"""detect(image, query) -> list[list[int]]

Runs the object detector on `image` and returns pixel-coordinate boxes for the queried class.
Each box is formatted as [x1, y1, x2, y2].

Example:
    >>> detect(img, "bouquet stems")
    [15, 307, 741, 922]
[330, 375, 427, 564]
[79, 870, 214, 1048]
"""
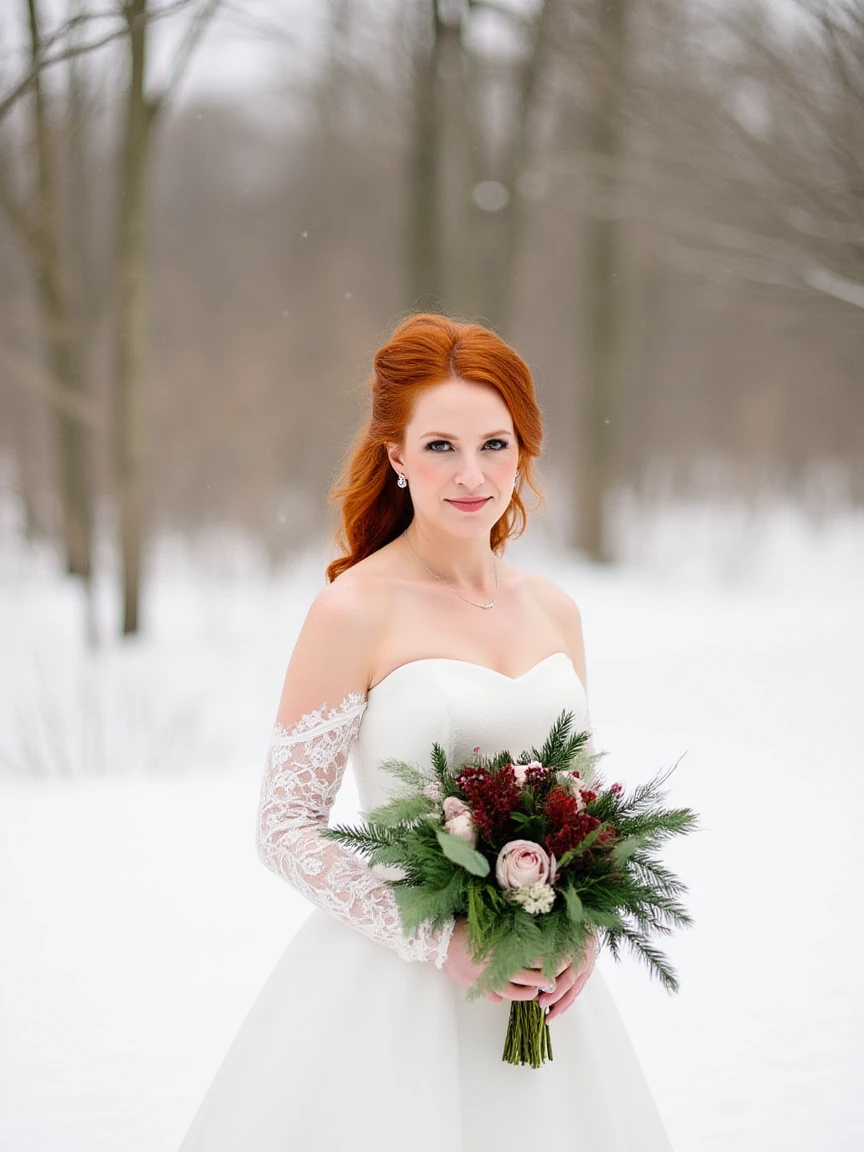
[503, 999, 553, 1068]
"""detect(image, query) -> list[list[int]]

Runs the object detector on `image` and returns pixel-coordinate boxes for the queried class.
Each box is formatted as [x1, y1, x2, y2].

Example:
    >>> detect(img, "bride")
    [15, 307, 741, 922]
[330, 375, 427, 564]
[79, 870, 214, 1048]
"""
[178, 313, 673, 1150]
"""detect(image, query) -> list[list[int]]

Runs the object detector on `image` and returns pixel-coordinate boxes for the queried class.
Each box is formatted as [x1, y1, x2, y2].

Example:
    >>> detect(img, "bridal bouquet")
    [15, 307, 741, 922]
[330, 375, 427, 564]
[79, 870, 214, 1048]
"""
[320, 710, 698, 1068]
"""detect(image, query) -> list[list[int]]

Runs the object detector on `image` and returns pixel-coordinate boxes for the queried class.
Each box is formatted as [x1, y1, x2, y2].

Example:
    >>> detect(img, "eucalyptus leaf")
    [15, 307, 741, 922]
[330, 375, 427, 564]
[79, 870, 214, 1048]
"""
[563, 885, 584, 924]
[611, 836, 644, 864]
[435, 829, 490, 877]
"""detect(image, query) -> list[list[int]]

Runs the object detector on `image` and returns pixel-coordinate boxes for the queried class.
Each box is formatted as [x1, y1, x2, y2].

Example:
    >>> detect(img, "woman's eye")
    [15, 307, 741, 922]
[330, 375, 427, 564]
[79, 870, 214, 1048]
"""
[424, 439, 509, 452]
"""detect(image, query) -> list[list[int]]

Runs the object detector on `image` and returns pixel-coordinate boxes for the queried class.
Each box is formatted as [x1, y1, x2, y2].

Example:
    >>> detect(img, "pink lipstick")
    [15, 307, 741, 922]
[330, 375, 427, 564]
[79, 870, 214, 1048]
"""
[446, 498, 491, 512]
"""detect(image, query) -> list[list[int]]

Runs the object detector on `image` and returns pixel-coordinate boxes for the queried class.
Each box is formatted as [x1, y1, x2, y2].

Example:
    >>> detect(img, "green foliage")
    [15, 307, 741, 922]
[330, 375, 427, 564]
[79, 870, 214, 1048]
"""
[606, 923, 681, 993]
[393, 881, 461, 935]
[529, 709, 591, 768]
[320, 822, 404, 855]
[365, 792, 437, 827]
[465, 908, 546, 1001]
[610, 836, 644, 864]
[435, 828, 490, 876]
[562, 883, 584, 924]
[376, 756, 431, 790]
[430, 743, 450, 788]
[489, 750, 514, 769]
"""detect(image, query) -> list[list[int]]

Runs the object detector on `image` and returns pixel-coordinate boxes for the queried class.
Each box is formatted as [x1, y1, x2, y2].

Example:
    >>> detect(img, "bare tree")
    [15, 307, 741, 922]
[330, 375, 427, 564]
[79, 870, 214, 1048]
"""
[0, 2, 95, 613]
[578, 0, 628, 562]
[407, 0, 446, 310]
[0, 0, 221, 637]
[114, 0, 220, 634]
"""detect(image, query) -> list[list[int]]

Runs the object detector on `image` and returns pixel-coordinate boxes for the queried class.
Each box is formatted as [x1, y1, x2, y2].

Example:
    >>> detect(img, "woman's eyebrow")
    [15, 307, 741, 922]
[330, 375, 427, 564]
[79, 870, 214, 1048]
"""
[420, 429, 512, 439]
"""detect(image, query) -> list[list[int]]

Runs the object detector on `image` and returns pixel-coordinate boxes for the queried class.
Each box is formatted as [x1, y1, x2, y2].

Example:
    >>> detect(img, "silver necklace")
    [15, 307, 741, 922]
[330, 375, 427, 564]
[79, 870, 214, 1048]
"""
[402, 529, 499, 609]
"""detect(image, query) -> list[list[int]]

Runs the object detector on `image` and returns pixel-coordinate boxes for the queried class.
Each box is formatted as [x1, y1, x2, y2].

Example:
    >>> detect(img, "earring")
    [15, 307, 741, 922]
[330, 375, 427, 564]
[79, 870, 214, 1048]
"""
[397, 473, 408, 488]
[513, 471, 520, 487]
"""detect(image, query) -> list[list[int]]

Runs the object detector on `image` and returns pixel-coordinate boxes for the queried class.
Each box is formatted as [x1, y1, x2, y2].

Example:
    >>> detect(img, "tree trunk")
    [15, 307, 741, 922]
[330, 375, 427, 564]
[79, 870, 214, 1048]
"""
[577, 0, 627, 561]
[475, 0, 555, 337]
[407, 0, 444, 309]
[26, 0, 93, 585]
[115, 0, 153, 635]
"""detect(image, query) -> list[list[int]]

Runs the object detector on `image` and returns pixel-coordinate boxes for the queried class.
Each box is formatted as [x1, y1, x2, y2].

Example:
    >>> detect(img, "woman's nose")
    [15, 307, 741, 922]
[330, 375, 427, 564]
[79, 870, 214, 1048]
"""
[454, 456, 485, 487]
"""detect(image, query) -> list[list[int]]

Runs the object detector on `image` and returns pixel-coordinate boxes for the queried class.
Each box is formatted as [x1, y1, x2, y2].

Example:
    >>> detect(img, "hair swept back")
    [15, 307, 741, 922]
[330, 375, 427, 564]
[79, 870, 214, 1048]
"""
[325, 312, 545, 583]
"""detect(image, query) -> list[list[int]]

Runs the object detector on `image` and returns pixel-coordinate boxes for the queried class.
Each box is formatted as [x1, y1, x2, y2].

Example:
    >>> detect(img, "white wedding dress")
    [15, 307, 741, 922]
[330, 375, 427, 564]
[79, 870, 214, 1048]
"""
[178, 651, 673, 1151]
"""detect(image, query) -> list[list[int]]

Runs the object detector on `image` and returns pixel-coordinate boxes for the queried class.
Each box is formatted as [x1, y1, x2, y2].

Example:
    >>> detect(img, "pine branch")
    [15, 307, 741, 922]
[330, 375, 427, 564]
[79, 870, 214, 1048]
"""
[431, 743, 450, 785]
[616, 806, 699, 843]
[532, 709, 576, 765]
[319, 822, 406, 854]
[377, 757, 431, 790]
[630, 853, 689, 899]
[365, 793, 437, 826]
[616, 924, 681, 993]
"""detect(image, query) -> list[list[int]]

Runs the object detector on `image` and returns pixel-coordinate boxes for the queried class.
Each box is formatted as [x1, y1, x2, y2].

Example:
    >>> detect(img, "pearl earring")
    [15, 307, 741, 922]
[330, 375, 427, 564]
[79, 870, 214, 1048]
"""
[397, 473, 408, 488]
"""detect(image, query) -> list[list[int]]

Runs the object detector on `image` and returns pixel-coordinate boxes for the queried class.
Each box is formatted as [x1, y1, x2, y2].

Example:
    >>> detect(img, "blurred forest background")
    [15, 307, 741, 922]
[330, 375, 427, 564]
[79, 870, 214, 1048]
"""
[1, 0, 862, 637]
[2, 11, 862, 1145]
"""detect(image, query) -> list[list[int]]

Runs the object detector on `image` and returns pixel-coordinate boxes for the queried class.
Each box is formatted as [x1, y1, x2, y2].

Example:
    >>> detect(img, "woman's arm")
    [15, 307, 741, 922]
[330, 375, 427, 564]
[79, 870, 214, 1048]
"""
[256, 579, 456, 967]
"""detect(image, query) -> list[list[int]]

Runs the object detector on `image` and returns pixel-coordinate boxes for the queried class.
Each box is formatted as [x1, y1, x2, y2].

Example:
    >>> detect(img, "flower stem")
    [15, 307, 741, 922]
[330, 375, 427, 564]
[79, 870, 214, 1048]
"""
[502, 999, 554, 1068]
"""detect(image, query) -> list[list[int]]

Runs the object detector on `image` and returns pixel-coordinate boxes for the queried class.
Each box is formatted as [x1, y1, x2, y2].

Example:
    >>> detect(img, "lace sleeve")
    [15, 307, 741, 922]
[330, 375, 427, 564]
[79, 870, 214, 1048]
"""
[256, 692, 456, 968]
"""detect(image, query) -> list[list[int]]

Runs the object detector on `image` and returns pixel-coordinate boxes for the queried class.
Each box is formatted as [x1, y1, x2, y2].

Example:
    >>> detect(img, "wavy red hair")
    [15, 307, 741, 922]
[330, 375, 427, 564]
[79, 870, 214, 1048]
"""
[325, 312, 545, 582]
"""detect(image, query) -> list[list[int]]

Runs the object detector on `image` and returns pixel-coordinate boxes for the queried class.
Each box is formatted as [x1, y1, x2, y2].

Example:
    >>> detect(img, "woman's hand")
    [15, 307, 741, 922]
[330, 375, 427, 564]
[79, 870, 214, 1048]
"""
[442, 918, 596, 1010]
[532, 933, 598, 1023]
[443, 917, 557, 1003]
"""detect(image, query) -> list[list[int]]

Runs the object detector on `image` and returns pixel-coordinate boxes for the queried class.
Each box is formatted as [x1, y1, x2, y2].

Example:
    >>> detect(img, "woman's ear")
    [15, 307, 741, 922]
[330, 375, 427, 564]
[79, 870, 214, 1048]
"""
[385, 443, 405, 474]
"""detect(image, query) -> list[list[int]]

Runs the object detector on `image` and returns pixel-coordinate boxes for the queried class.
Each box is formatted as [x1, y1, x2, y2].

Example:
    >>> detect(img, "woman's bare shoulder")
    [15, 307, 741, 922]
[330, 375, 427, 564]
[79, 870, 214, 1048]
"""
[273, 558, 392, 721]
[510, 566, 586, 660]
[508, 565, 582, 617]
[315, 545, 402, 622]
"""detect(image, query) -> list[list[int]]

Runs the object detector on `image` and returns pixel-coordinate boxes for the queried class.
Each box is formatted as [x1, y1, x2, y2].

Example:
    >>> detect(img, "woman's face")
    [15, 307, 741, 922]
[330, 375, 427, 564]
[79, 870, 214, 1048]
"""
[387, 378, 519, 535]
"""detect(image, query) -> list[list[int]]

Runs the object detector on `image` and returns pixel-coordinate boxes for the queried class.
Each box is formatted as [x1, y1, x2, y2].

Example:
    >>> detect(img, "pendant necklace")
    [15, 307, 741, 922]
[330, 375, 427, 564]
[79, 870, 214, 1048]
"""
[402, 529, 499, 610]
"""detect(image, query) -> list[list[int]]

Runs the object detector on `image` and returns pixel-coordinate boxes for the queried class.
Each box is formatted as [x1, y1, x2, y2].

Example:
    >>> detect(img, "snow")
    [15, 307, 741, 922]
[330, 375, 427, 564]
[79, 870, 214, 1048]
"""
[1, 496, 862, 1151]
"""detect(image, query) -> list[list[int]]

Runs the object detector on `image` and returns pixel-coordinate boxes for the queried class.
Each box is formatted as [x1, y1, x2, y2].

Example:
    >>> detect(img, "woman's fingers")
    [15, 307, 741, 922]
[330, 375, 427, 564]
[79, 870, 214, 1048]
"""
[545, 958, 595, 1022]
[538, 965, 575, 1009]
[498, 940, 599, 1005]
[509, 966, 553, 988]
[545, 986, 576, 1023]
[504, 980, 547, 1001]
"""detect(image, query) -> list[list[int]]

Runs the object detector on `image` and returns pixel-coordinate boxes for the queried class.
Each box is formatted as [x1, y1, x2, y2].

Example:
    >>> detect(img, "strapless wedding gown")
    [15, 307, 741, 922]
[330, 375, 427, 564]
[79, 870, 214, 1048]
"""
[178, 652, 673, 1151]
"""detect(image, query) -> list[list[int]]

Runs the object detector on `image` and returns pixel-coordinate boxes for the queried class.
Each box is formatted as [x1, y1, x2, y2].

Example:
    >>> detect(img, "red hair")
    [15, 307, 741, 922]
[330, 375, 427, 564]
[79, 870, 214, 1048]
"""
[325, 313, 545, 582]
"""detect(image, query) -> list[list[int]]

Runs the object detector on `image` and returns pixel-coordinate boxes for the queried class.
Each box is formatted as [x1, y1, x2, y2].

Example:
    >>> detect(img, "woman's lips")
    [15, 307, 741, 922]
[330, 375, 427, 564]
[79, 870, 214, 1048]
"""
[446, 497, 491, 511]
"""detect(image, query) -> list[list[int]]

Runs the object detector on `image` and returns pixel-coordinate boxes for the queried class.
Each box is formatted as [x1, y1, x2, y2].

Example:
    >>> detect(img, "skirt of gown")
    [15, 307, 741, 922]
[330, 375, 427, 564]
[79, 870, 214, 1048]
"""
[178, 908, 673, 1151]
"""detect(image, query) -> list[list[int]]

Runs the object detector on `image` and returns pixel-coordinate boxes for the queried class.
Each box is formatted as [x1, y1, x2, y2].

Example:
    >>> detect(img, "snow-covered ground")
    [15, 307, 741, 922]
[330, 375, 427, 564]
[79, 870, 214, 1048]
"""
[1, 495, 862, 1151]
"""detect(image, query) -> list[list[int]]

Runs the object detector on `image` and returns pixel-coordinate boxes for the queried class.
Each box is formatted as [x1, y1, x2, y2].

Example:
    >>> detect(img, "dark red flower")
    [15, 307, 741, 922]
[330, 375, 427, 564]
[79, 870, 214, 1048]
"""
[597, 823, 618, 846]
[543, 786, 601, 859]
[455, 763, 522, 841]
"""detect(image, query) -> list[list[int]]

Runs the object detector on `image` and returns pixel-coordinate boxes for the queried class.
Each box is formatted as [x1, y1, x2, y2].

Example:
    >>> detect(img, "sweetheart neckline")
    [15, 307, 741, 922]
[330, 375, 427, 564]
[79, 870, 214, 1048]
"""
[367, 651, 584, 697]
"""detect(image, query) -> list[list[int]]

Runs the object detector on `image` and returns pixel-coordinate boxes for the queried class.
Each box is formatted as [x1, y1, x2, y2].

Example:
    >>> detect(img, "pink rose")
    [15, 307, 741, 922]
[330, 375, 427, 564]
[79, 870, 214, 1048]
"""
[445, 812, 478, 847]
[443, 796, 472, 821]
[496, 840, 553, 890]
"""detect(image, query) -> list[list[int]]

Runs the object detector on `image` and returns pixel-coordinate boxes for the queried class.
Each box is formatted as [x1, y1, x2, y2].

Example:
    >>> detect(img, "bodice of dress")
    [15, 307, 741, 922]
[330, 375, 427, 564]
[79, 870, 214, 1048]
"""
[256, 651, 591, 970]
[353, 652, 590, 811]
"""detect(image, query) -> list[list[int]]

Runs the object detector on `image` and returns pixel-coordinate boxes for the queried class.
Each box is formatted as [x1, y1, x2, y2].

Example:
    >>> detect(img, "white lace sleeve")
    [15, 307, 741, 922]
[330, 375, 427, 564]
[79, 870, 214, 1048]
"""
[256, 691, 456, 969]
